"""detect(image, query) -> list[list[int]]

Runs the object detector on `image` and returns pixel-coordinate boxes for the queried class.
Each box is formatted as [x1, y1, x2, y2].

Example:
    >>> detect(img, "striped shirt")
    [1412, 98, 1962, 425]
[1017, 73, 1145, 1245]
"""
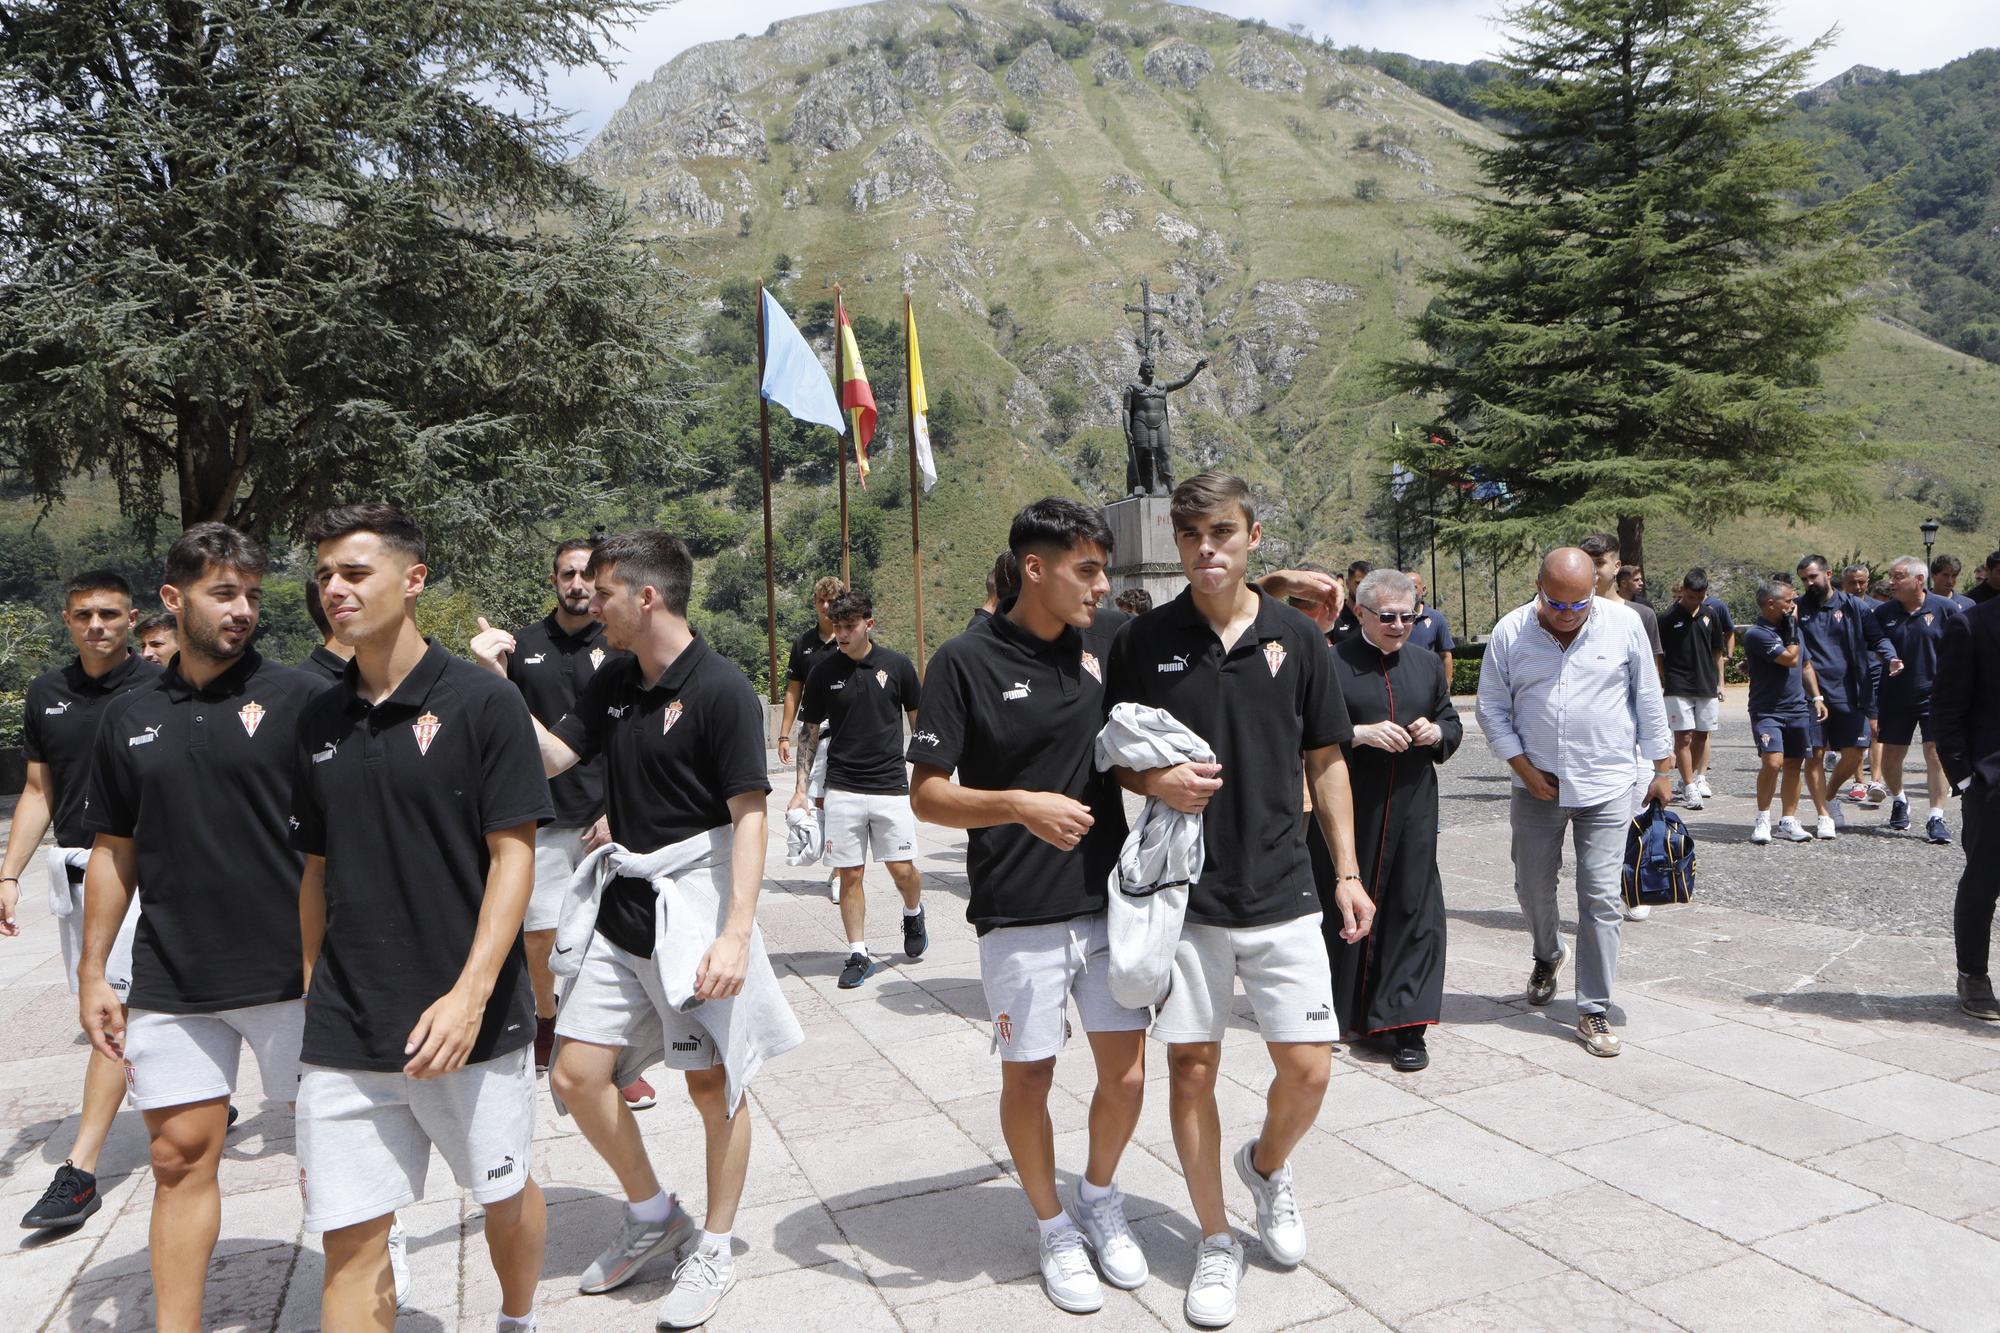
[1476, 597, 1673, 808]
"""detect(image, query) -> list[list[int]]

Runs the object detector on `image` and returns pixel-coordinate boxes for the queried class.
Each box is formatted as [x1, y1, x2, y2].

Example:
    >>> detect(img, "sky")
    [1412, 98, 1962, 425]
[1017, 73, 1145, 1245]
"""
[533, 0, 2000, 144]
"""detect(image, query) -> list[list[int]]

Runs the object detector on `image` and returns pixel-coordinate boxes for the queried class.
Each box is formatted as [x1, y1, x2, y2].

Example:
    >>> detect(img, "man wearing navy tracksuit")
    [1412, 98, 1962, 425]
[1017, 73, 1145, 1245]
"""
[1866, 555, 1963, 843]
[1796, 556, 1892, 832]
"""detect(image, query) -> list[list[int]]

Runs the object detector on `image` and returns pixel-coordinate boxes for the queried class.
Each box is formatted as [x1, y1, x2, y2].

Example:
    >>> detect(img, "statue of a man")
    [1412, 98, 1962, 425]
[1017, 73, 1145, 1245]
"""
[1123, 355, 1207, 497]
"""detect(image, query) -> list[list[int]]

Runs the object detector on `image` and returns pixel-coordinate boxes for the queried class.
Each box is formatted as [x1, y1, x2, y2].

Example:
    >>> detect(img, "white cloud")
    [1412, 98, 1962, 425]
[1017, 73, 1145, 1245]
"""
[537, 0, 1999, 143]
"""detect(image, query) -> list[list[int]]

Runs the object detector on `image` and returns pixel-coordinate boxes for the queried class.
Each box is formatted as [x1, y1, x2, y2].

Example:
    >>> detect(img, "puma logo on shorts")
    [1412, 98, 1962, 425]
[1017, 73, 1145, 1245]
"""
[1306, 1006, 1331, 1021]
[486, 1155, 515, 1181]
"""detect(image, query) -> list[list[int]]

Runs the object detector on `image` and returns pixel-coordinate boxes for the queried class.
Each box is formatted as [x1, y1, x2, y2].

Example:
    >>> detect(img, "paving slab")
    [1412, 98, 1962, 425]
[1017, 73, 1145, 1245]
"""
[1486, 1183, 1748, 1293]
[1755, 1202, 2000, 1333]
[1401, 1268, 1682, 1332]
[1632, 1251, 1918, 1332]
[1804, 1069, 2000, 1142]
[1340, 1107, 1588, 1214]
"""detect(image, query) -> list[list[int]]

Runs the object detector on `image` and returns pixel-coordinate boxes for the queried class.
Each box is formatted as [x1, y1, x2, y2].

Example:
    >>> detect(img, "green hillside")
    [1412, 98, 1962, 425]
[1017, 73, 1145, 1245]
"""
[4, 1, 1994, 695]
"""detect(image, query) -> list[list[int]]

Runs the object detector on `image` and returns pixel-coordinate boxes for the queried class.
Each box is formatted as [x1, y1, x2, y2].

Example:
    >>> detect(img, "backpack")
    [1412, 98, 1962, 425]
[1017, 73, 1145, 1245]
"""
[1622, 801, 1697, 907]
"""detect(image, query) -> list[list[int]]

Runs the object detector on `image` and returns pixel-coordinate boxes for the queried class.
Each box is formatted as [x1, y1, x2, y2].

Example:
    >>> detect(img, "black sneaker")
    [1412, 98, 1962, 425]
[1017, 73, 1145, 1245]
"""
[20, 1161, 101, 1230]
[838, 952, 877, 989]
[1390, 1030, 1429, 1073]
[902, 907, 929, 960]
[1926, 813, 1952, 845]
[1961, 974, 2000, 1022]
[1889, 797, 1911, 831]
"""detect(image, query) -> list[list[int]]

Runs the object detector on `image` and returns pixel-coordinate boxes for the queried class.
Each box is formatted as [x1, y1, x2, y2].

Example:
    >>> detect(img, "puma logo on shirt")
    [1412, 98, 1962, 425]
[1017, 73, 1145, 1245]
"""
[44, 701, 71, 715]
[127, 724, 163, 747]
[523, 653, 546, 665]
[1002, 681, 1032, 701]
[1158, 654, 1190, 673]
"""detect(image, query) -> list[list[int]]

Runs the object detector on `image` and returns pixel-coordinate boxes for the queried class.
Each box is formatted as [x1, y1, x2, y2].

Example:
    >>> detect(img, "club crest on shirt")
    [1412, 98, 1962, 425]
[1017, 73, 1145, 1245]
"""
[589, 647, 605, 671]
[1081, 650, 1102, 682]
[1923, 612, 1935, 625]
[663, 700, 684, 734]
[875, 668, 888, 688]
[1264, 641, 1287, 677]
[238, 700, 265, 738]
[1832, 609, 1844, 622]
[413, 712, 442, 756]
[1699, 614, 1711, 626]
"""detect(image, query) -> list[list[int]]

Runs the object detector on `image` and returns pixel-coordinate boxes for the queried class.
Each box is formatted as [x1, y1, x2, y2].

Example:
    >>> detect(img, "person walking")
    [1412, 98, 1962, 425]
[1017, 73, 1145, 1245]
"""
[1797, 555, 1893, 833]
[1742, 580, 1831, 844]
[1936, 595, 2000, 1019]
[1315, 570, 1460, 1072]
[775, 575, 843, 768]
[1658, 569, 1733, 811]
[1476, 549, 1674, 1057]
[1868, 555, 1960, 843]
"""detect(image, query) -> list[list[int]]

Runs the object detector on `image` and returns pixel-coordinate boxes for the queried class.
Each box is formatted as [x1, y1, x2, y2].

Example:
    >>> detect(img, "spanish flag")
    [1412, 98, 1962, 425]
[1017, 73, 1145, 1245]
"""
[836, 297, 877, 484]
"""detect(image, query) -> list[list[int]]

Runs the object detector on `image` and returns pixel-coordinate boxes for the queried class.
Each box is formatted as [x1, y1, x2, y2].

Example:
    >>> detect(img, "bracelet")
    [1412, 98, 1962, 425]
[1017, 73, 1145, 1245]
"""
[0, 876, 15, 883]
[1338, 873, 1364, 884]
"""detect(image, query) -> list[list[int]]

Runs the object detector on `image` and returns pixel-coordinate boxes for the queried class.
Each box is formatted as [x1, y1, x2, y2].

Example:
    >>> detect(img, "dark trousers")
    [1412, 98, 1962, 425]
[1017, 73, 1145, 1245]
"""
[1956, 782, 2000, 976]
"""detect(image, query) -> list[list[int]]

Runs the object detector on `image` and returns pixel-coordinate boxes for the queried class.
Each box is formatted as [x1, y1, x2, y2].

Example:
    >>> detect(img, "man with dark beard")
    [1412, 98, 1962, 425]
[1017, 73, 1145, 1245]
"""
[1311, 570, 1460, 1072]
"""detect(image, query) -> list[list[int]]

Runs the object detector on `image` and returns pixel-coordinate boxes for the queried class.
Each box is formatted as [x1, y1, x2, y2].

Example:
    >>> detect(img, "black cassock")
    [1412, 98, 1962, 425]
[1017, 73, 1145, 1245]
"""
[1308, 633, 1461, 1038]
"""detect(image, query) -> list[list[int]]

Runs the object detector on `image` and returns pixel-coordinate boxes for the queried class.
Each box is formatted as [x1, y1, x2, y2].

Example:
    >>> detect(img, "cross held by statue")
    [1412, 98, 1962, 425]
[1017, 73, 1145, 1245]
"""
[1124, 276, 1170, 356]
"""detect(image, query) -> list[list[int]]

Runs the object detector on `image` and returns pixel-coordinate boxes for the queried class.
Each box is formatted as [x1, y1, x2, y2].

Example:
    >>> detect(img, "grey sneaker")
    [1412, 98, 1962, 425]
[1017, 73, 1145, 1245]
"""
[1233, 1139, 1306, 1266]
[579, 1197, 695, 1294]
[1184, 1231, 1245, 1328]
[1526, 941, 1568, 1007]
[657, 1241, 736, 1329]
[1577, 1012, 1623, 1057]
[1960, 973, 2000, 1022]
[1071, 1182, 1147, 1289]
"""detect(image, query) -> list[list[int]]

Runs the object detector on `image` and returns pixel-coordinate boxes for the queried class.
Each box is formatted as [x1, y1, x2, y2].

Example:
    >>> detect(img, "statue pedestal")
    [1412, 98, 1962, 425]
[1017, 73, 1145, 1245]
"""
[1105, 497, 1185, 609]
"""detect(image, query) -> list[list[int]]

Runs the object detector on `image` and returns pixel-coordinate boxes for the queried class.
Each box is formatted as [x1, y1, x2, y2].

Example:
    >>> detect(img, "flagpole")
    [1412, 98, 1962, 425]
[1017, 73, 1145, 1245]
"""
[833, 284, 851, 586]
[905, 290, 926, 678]
[756, 280, 779, 705]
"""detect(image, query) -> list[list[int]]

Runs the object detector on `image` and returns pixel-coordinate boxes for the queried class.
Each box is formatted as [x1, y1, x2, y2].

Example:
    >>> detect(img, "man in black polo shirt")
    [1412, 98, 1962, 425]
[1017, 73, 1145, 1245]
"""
[1327, 560, 1370, 644]
[474, 531, 777, 1330]
[1, 570, 158, 1231]
[1659, 569, 1734, 810]
[76, 523, 321, 1331]
[968, 551, 1020, 631]
[136, 611, 178, 666]
[1105, 473, 1372, 1329]
[909, 498, 1149, 1314]
[291, 503, 550, 1332]
[795, 590, 926, 989]
[295, 580, 354, 684]
[775, 574, 843, 768]
[471, 538, 628, 1082]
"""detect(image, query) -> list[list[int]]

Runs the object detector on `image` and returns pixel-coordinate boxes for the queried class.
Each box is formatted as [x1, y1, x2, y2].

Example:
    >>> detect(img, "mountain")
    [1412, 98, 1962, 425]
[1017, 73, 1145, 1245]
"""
[571, 0, 1997, 662]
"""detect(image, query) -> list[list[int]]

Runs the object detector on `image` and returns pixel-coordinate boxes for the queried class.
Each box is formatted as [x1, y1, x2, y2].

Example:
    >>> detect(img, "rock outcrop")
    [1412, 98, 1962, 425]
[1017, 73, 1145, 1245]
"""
[1144, 39, 1213, 90]
[850, 129, 960, 212]
[636, 165, 724, 231]
[787, 52, 907, 155]
[1004, 39, 1083, 100]
[1228, 37, 1305, 93]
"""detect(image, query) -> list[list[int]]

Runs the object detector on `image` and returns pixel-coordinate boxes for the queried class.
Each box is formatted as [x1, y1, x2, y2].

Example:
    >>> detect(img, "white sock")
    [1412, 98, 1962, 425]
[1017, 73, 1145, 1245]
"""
[1037, 1210, 1077, 1239]
[629, 1189, 672, 1225]
[1754, 808, 1771, 820]
[847, 941, 867, 957]
[1929, 807, 1947, 822]
[496, 1314, 536, 1331]
[1077, 1176, 1114, 1203]
[903, 905, 923, 917]
[699, 1229, 732, 1258]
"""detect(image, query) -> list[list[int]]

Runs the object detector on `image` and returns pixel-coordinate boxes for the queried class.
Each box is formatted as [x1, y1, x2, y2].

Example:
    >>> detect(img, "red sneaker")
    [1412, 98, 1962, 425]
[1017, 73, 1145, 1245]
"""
[533, 1015, 555, 1073]
[621, 1077, 657, 1110]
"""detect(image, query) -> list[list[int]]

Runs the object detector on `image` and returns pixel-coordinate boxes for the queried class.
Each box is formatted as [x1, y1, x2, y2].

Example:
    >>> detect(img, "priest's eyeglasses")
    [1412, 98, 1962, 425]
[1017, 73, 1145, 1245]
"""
[1360, 606, 1418, 624]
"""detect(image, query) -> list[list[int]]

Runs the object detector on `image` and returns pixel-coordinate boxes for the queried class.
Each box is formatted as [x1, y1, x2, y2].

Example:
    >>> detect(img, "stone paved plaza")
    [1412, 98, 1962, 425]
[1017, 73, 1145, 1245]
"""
[3, 699, 1999, 1331]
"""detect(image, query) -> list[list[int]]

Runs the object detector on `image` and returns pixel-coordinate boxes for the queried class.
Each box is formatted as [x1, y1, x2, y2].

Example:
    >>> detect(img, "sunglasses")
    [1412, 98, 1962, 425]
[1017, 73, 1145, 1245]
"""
[1361, 606, 1418, 624]
[1539, 592, 1592, 613]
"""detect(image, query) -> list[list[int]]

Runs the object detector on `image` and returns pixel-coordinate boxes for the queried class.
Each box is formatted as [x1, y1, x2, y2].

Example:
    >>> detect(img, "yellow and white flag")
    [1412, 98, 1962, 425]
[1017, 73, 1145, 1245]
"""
[906, 301, 938, 493]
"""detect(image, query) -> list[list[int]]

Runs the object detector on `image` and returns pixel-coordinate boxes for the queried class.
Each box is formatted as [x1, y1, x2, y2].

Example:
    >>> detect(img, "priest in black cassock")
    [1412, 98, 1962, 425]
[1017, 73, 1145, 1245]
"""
[1308, 568, 1461, 1072]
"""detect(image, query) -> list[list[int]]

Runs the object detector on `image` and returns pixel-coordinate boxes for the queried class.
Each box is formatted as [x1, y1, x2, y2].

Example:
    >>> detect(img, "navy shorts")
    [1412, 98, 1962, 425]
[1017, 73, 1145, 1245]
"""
[1877, 706, 1931, 748]
[1752, 716, 1815, 758]
[1818, 707, 1869, 752]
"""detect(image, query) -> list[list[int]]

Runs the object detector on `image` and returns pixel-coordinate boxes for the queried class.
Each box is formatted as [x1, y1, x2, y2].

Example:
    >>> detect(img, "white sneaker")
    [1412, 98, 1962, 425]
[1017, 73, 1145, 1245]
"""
[1621, 901, 1652, 921]
[389, 1220, 412, 1311]
[1038, 1225, 1104, 1314]
[1830, 797, 1848, 830]
[1681, 788, 1705, 811]
[1233, 1140, 1306, 1266]
[1184, 1232, 1245, 1328]
[1696, 775, 1714, 798]
[1071, 1183, 1148, 1289]
[1776, 816, 1812, 843]
[1750, 814, 1772, 845]
[1866, 780, 1889, 805]
[1816, 814, 1838, 840]
[656, 1241, 736, 1329]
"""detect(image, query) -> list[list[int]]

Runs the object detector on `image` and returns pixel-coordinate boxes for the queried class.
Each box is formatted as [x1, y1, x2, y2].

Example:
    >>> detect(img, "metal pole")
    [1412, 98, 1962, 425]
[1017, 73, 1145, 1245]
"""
[906, 291, 927, 677]
[834, 285, 851, 587]
[756, 280, 779, 703]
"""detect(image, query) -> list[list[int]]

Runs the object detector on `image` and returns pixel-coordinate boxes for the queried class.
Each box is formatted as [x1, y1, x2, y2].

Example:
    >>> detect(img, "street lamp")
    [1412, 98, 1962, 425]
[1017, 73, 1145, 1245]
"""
[1921, 518, 1939, 563]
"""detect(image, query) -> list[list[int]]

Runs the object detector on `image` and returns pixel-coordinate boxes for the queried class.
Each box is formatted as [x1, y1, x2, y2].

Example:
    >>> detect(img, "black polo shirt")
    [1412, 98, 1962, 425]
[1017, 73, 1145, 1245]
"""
[785, 623, 838, 687]
[507, 612, 624, 827]
[1327, 607, 1361, 646]
[800, 644, 922, 795]
[908, 609, 1127, 933]
[296, 645, 349, 684]
[550, 633, 770, 958]
[1659, 599, 1734, 697]
[85, 652, 324, 1013]
[1106, 588, 1353, 928]
[22, 654, 161, 849]
[290, 640, 551, 1072]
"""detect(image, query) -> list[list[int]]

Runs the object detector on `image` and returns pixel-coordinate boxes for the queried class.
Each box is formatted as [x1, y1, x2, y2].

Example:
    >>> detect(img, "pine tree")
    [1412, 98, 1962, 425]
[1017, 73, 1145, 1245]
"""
[1384, 0, 1886, 567]
[0, 1, 694, 566]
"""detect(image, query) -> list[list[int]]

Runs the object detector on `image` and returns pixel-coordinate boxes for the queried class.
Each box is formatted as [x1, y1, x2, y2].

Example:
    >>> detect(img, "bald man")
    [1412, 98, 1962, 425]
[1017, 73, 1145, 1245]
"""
[1475, 549, 1673, 1057]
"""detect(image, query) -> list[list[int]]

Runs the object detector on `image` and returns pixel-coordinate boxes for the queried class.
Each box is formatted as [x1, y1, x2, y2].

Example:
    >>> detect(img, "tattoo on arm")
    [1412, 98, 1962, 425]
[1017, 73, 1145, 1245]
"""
[797, 720, 822, 790]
